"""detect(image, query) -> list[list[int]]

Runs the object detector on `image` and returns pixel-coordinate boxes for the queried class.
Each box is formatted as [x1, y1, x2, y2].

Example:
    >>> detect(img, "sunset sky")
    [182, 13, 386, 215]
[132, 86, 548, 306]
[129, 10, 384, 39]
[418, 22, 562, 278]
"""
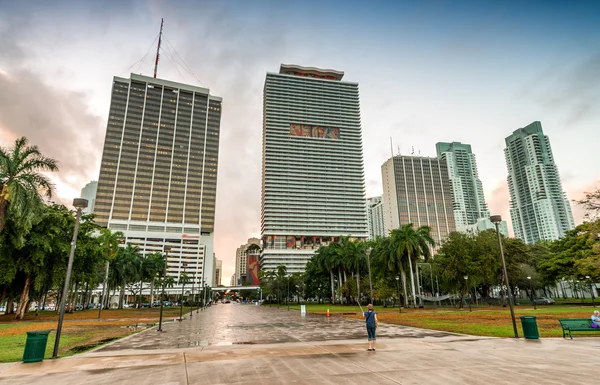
[1, 0, 599, 284]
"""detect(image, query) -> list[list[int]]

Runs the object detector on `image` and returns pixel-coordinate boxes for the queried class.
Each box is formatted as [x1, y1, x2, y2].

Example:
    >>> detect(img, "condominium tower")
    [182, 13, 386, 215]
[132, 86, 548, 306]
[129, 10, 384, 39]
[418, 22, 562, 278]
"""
[94, 73, 222, 287]
[234, 237, 260, 285]
[261, 64, 368, 273]
[381, 155, 456, 245]
[504, 121, 574, 243]
[436, 142, 508, 236]
[367, 196, 386, 240]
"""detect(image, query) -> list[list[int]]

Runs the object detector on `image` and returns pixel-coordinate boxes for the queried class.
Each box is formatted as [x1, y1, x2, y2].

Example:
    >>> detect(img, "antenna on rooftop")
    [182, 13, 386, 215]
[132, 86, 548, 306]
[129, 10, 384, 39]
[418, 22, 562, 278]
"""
[153, 18, 164, 78]
[390, 137, 394, 158]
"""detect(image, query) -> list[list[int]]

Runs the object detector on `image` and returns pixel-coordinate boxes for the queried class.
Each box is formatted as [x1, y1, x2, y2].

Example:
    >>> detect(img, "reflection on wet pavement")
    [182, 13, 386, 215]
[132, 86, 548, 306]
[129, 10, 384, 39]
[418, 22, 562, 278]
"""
[97, 304, 455, 351]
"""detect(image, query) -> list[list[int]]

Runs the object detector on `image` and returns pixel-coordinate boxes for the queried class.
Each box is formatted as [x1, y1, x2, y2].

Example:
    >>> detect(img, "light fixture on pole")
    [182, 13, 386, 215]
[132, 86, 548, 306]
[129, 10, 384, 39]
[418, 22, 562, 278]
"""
[464, 275, 471, 312]
[395, 276, 401, 313]
[586, 276, 596, 307]
[178, 262, 187, 322]
[53, 198, 88, 359]
[158, 246, 171, 332]
[527, 276, 536, 310]
[491, 215, 519, 338]
[366, 247, 373, 303]
[287, 276, 290, 311]
[189, 268, 195, 319]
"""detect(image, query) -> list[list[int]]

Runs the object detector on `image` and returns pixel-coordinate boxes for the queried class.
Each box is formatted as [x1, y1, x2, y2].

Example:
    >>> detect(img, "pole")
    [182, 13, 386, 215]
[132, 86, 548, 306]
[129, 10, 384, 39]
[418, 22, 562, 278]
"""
[495, 222, 519, 338]
[153, 18, 163, 78]
[179, 266, 186, 322]
[396, 277, 401, 313]
[190, 271, 195, 319]
[53, 206, 83, 359]
[367, 249, 373, 303]
[287, 277, 290, 311]
[158, 249, 168, 332]
[98, 258, 110, 319]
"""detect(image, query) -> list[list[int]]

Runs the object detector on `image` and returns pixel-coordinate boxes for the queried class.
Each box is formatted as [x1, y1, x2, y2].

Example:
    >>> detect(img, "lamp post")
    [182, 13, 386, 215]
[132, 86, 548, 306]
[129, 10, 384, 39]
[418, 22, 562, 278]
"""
[158, 246, 171, 332]
[366, 248, 373, 303]
[586, 276, 596, 307]
[527, 276, 536, 310]
[464, 276, 471, 312]
[287, 276, 290, 311]
[395, 276, 401, 313]
[97, 241, 114, 319]
[178, 262, 187, 322]
[53, 198, 88, 359]
[203, 283, 208, 309]
[491, 215, 519, 338]
[189, 269, 195, 319]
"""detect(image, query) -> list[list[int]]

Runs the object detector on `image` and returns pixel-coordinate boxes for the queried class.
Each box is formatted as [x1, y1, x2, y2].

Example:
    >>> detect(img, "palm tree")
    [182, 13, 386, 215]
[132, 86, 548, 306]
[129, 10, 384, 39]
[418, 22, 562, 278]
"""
[113, 243, 142, 309]
[344, 239, 367, 304]
[97, 229, 123, 316]
[0, 137, 58, 236]
[390, 224, 435, 308]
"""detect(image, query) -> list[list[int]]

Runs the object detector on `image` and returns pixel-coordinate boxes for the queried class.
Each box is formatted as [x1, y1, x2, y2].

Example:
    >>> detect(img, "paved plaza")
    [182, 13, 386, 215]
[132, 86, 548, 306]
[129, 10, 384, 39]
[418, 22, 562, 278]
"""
[0, 304, 598, 384]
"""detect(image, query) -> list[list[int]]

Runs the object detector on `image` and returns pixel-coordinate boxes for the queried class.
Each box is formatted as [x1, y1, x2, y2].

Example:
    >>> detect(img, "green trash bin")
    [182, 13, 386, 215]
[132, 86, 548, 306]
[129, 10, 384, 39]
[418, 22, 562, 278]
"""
[520, 316, 539, 339]
[23, 330, 52, 363]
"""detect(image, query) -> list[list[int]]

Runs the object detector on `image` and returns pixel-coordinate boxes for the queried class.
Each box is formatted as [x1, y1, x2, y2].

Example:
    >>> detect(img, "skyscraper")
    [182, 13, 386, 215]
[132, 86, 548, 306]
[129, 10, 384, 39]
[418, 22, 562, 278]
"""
[367, 196, 386, 240]
[436, 142, 508, 236]
[381, 155, 456, 246]
[94, 73, 222, 286]
[80, 181, 98, 215]
[235, 237, 260, 285]
[261, 64, 368, 273]
[214, 257, 222, 287]
[504, 121, 574, 243]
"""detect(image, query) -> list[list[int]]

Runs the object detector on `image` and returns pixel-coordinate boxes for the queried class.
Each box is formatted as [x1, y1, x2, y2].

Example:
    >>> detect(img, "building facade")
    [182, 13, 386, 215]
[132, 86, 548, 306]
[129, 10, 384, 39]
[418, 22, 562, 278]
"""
[261, 64, 368, 273]
[436, 142, 509, 237]
[235, 237, 260, 285]
[214, 257, 222, 287]
[381, 155, 456, 246]
[80, 181, 98, 215]
[504, 121, 574, 243]
[94, 73, 222, 287]
[367, 196, 386, 240]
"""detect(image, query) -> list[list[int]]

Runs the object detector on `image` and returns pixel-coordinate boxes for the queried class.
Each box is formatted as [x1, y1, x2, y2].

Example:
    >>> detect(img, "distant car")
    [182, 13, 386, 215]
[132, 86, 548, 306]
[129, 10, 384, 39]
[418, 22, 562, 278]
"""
[224, 300, 231, 304]
[0, 306, 6, 312]
[75, 304, 84, 311]
[532, 297, 555, 305]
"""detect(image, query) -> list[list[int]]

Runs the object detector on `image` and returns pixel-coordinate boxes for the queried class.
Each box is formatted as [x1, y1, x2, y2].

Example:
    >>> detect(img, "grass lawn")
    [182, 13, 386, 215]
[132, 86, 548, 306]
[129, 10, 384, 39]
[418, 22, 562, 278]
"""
[0, 307, 187, 363]
[282, 303, 599, 338]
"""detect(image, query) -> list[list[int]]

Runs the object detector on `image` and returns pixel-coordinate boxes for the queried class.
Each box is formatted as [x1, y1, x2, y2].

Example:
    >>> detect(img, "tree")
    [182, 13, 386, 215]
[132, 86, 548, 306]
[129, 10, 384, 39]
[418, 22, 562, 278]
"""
[97, 228, 123, 312]
[0, 137, 58, 235]
[576, 187, 600, 219]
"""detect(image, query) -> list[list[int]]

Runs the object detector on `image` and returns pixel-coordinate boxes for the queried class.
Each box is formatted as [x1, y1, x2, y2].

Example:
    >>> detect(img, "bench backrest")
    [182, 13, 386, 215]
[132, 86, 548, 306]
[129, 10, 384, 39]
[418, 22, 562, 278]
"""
[558, 318, 592, 328]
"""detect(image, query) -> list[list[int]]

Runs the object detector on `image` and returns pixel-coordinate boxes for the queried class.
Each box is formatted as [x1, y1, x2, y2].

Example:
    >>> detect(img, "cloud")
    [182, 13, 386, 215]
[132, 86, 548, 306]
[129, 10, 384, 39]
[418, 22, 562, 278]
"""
[486, 180, 513, 236]
[0, 69, 104, 205]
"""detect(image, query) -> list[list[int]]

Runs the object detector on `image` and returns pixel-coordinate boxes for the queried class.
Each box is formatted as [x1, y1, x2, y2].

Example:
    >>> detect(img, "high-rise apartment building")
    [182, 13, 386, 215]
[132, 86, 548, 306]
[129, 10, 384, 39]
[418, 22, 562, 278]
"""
[94, 73, 222, 287]
[381, 155, 456, 245]
[436, 142, 509, 237]
[214, 257, 222, 287]
[80, 181, 98, 215]
[504, 121, 574, 243]
[261, 64, 368, 273]
[235, 237, 260, 285]
[367, 196, 386, 240]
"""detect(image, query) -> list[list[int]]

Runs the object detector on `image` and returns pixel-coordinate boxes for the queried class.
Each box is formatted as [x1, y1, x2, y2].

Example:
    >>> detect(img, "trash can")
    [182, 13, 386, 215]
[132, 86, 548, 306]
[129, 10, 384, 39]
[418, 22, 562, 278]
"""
[23, 330, 52, 363]
[520, 316, 539, 339]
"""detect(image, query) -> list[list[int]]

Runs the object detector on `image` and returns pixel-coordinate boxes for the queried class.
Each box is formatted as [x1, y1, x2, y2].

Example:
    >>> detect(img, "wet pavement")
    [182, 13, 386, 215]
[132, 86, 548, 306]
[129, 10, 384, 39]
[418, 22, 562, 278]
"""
[96, 303, 454, 351]
[1, 305, 598, 384]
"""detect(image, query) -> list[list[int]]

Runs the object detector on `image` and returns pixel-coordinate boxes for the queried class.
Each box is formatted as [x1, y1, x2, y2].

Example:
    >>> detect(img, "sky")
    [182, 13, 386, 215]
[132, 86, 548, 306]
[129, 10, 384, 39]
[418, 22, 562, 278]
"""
[1, 0, 599, 285]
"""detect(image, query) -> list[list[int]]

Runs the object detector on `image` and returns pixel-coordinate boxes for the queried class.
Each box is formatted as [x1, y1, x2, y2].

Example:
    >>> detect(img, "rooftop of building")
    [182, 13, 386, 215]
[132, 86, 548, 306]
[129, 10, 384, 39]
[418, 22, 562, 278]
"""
[278, 64, 344, 81]
[114, 73, 222, 101]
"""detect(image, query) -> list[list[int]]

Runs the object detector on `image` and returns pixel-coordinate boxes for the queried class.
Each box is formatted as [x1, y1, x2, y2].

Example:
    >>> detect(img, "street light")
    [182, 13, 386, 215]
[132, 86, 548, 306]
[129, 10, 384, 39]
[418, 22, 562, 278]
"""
[491, 215, 519, 338]
[158, 246, 171, 332]
[464, 276, 471, 312]
[189, 268, 195, 319]
[366, 248, 373, 304]
[395, 276, 401, 313]
[586, 276, 596, 308]
[287, 276, 290, 311]
[53, 198, 88, 359]
[178, 262, 187, 321]
[527, 276, 536, 310]
[98, 240, 114, 319]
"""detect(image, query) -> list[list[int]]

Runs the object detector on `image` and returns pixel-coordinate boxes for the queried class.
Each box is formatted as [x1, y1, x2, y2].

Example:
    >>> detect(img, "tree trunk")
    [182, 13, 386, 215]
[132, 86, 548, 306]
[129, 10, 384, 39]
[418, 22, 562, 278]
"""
[0, 287, 7, 311]
[15, 275, 32, 320]
[415, 263, 423, 307]
[0, 192, 8, 232]
[119, 279, 125, 309]
[337, 268, 342, 304]
[330, 270, 335, 304]
[150, 277, 155, 307]
[408, 260, 417, 308]
[100, 261, 109, 309]
[356, 270, 361, 305]
[401, 268, 408, 307]
[138, 280, 143, 308]
[6, 296, 14, 314]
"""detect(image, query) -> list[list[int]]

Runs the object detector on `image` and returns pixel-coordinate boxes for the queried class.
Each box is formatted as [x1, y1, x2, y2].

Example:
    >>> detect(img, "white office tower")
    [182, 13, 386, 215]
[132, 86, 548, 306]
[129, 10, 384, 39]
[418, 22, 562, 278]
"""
[261, 64, 368, 273]
[95, 74, 222, 287]
[235, 237, 260, 285]
[367, 196, 386, 240]
[504, 121, 574, 243]
[80, 181, 98, 214]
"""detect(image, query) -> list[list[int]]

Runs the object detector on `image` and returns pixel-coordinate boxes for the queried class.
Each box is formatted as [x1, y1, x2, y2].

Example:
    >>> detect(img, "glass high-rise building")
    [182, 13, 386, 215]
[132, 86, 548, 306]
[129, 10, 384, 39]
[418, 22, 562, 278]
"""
[504, 121, 574, 243]
[80, 181, 98, 215]
[367, 196, 386, 240]
[381, 155, 456, 246]
[94, 73, 222, 287]
[261, 64, 368, 273]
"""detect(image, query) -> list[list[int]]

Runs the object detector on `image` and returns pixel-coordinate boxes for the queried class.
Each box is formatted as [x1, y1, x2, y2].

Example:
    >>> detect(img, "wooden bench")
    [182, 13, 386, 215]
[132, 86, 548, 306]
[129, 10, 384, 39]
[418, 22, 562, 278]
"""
[558, 318, 600, 339]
